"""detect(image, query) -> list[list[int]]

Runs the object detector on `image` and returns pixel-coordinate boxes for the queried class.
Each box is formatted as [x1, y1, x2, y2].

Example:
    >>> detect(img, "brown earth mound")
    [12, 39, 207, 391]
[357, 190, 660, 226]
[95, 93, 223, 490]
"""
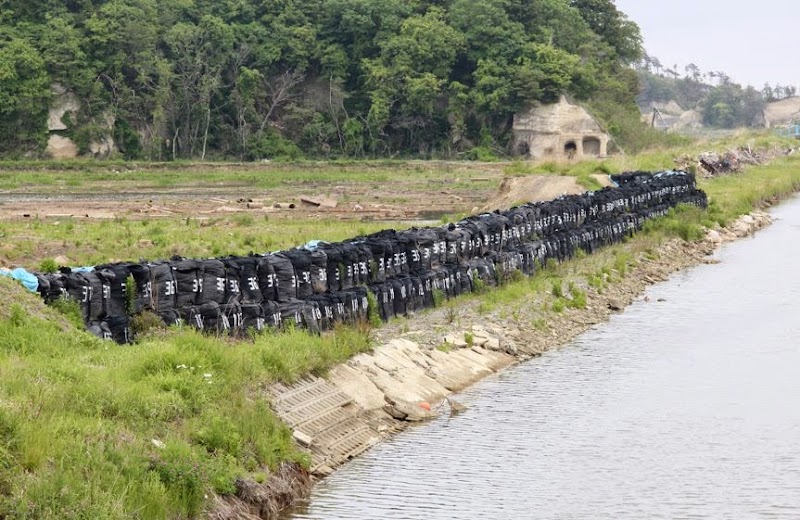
[481, 175, 585, 212]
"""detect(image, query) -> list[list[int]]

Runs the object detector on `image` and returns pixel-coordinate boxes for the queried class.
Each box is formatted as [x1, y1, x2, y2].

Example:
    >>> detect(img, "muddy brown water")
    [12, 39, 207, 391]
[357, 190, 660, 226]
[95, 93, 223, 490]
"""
[288, 197, 800, 519]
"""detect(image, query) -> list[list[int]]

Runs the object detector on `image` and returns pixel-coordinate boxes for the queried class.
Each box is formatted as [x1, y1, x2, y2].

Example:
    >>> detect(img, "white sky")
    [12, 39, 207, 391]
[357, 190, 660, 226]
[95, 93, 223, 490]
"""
[614, 0, 800, 88]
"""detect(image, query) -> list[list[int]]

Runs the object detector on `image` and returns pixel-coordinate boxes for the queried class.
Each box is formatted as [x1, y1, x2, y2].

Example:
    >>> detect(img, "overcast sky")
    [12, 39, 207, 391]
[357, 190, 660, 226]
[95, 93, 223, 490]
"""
[614, 0, 800, 88]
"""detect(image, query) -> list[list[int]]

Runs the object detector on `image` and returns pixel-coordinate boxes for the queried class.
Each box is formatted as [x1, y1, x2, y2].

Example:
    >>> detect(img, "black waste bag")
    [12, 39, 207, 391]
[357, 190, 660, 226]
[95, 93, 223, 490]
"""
[128, 263, 153, 312]
[430, 267, 455, 300]
[369, 283, 395, 321]
[319, 243, 343, 293]
[301, 300, 322, 334]
[158, 309, 183, 327]
[261, 300, 282, 329]
[283, 250, 314, 299]
[236, 256, 264, 304]
[95, 263, 131, 318]
[399, 230, 424, 274]
[392, 233, 412, 276]
[180, 305, 203, 331]
[219, 302, 244, 334]
[363, 237, 387, 283]
[96, 267, 120, 318]
[406, 276, 425, 312]
[351, 243, 373, 286]
[150, 262, 177, 315]
[307, 249, 329, 295]
[328, 292, 350, 324]
[455, 265, 473, 295]
[34, 273, 51, 301]
[337, 291, 356, 324]
[480, 213, 504, 252]
[466, 258, 497, 288]
[337, 242, 359, 290]
[83, 271, 107, 322]
[266, 253, 297, 302]
[309, 294, 334, 331]
[87, 321, 113, 341]
[371, 229, 408, 278]
[504, 207, 532, 244]
[276, 299, 320, 333]
[198, 259, 226, 305]
[277, 300, 304, 330]
[255, 255, 278, 302]
[43, 273, 66, 303]
[192, 301, 221, 331]
[444, 226, 462, 265]
[518, 244, 537, 276]
[106, 315, 132, 344]
[170, 259, 202, 309]
[61, 270, 91, 320]
[221, 258, 244, 305]
[350, 286, 370, 323]
[381, 236, 400, 280]
[455, 227, 476, 263]
[241, 303, 266, 333]
[408, 227, 438, 272]
[462, 217, 491, 257]
[417, 272, 435, 309]
[390, 278, 408, 317]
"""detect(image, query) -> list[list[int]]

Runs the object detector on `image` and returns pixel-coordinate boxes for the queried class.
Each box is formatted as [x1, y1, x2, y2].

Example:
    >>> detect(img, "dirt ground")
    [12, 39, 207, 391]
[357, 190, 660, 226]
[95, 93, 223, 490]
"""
[0, 162, 599, 222]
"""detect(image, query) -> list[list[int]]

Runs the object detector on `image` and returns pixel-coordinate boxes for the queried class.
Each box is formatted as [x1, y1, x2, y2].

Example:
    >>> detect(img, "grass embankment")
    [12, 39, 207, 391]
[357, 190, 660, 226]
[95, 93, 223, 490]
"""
[0, 280, 372, 517]
[0, 134, 798, 518]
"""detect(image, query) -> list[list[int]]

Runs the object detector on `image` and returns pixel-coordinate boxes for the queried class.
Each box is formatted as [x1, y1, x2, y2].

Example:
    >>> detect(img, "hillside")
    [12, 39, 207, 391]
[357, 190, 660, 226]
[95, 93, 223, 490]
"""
[0, 0, 644, 160]
[635, 64, 798, 131]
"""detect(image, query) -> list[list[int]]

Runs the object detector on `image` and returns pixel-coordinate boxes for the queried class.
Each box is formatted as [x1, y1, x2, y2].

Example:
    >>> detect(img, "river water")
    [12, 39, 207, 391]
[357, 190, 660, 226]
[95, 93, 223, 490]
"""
[289, 198, 800, 520]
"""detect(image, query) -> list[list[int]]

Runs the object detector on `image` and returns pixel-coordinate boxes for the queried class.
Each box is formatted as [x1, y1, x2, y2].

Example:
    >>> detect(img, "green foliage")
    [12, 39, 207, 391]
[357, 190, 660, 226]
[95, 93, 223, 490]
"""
[49, 296, 85, 329]
[0, 0, 645, 159]
[0, 35, 51, 155]
[366, 290, 382, 328]
[568, 286, 587, 309]
[464, 332, 474, 347]
[38, 258, 57, 274]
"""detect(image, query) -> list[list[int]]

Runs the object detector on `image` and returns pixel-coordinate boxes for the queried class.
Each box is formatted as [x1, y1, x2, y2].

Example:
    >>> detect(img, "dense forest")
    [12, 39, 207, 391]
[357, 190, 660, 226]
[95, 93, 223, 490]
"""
[634, 54, 797, 129]
[0, 0, 649, 160]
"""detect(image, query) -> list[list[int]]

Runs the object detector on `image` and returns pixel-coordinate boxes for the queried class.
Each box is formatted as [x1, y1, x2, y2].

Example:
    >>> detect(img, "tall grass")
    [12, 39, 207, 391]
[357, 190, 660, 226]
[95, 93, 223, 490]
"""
[0, 284, 372, 517]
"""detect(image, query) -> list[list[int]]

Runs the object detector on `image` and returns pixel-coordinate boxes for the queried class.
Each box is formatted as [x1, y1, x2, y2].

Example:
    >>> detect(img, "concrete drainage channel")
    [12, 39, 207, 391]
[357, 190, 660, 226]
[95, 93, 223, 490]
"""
[270, 331, 526, 477]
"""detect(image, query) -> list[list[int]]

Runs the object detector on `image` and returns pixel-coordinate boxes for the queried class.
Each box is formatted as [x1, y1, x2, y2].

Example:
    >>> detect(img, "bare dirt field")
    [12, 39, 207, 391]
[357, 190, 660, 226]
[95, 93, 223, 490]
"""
[0, 161, 604, 222]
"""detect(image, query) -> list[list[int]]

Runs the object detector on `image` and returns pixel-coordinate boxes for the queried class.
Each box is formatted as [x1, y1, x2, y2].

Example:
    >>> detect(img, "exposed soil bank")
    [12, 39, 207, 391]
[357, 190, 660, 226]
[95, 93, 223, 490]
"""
[210, 208, 773, 519]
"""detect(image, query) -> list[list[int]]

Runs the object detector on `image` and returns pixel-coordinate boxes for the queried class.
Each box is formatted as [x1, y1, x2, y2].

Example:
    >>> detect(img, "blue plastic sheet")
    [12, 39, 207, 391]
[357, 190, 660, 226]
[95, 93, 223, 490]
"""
[0, 268, 39, 293]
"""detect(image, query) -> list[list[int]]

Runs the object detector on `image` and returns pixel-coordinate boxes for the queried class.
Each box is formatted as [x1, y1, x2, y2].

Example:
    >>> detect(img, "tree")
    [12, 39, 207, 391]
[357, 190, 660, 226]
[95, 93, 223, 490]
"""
[685, 63, 701, 82]
[164, 16, 233, 158]
[569, 0, 642, 62]
[0, 34, 51, 155]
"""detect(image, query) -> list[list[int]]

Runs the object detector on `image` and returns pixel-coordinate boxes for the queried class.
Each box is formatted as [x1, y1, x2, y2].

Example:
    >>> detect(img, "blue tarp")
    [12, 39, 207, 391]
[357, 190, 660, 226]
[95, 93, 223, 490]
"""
[0, 268, 39, 293]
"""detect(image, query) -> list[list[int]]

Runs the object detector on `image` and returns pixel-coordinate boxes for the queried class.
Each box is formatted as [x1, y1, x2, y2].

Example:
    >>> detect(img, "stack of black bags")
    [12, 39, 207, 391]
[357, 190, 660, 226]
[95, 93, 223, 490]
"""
[35, 170, 707, 343]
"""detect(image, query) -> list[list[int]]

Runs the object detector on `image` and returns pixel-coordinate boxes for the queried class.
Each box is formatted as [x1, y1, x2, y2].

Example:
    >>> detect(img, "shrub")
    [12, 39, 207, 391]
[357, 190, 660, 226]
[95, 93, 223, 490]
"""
[38, 258, 58, 274]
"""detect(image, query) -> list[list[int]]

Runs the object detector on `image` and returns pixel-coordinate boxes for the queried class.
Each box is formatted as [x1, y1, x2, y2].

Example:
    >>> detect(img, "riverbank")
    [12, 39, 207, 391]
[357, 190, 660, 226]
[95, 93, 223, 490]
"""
[249, 211, 771, 513]
[239, 158, 799, 518]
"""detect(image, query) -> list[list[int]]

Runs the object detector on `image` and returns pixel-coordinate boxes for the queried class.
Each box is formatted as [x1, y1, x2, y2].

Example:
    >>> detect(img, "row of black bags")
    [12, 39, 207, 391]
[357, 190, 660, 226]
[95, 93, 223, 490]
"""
[33, 171, 707, 343]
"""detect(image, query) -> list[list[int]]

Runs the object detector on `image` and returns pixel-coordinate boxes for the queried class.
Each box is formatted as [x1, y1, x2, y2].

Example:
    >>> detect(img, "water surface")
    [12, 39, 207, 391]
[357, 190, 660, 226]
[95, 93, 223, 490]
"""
[290, 198, 800, 519]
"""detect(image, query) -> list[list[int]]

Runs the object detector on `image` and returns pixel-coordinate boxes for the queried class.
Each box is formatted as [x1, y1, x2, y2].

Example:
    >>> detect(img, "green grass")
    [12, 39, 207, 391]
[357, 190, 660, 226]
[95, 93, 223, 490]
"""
[0, 215, 400, 269]
[0, 277, 372, 518]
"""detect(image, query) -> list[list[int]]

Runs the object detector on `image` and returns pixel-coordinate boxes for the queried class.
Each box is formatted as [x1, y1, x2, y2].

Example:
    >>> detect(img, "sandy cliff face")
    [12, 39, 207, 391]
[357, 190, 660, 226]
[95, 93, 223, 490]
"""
[44, 83, 116, 159]
[763, 97, 800, 127]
